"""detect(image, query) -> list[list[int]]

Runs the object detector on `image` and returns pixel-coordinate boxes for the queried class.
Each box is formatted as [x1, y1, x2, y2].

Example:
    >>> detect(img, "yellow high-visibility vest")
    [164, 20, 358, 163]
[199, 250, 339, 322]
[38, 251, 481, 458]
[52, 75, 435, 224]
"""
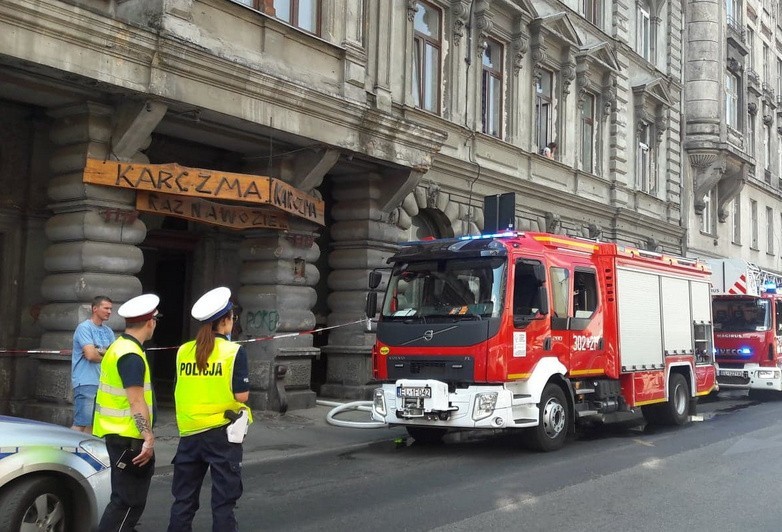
[174, 337, 252, 437]
[93, 336, 153, 438]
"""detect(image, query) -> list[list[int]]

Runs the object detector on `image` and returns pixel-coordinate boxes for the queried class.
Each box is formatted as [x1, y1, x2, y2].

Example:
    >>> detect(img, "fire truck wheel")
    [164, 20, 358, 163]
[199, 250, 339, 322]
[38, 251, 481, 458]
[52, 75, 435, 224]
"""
[406, 426, 447, 444]
[644, 373, 690, 426]
[525, 383, 569, 452]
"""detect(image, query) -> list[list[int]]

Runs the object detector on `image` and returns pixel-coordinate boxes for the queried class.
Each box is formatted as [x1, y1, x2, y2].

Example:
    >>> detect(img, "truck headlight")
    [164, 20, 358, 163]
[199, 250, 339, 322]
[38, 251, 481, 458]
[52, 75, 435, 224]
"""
[757, 369, 777, 379]
[373, 388, 387, 416]
[472, 392, 498, 421]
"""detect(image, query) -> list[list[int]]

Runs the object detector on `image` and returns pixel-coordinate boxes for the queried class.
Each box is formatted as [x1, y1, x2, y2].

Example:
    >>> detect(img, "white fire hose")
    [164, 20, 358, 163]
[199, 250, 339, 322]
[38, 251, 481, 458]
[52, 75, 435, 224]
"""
[317, 399, 388, 428]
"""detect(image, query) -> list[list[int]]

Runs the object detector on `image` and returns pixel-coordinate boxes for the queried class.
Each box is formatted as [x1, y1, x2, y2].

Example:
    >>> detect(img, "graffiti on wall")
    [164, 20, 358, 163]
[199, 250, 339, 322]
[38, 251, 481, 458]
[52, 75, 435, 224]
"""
[245, 309, 280, 335]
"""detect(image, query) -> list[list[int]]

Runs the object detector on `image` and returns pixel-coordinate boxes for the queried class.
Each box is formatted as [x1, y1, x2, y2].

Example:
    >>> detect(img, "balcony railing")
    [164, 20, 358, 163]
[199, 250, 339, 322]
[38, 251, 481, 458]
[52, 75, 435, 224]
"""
[727, 16, 746, 42]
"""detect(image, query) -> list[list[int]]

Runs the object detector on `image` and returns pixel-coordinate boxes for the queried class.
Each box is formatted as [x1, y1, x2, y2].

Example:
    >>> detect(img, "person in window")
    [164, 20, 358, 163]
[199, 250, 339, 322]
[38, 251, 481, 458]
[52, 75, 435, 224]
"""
[542, 142, 557, 159]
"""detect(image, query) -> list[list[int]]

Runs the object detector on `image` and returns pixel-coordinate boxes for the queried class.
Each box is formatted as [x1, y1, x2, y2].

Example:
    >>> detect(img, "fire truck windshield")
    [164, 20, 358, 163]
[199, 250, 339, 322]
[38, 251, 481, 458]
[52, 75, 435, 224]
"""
[381, 257, 505, 320]
[713, 298, 771, 332]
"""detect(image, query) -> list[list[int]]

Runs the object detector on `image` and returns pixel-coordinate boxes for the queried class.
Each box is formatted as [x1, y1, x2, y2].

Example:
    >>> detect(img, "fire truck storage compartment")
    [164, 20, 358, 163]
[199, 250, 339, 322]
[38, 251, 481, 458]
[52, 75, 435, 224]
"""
[616, 268, 711, 369]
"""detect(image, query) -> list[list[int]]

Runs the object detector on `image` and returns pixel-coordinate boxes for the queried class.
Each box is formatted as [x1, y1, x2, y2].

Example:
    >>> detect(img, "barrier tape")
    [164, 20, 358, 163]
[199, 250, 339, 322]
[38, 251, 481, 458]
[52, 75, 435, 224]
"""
[0, 318, 369, 357]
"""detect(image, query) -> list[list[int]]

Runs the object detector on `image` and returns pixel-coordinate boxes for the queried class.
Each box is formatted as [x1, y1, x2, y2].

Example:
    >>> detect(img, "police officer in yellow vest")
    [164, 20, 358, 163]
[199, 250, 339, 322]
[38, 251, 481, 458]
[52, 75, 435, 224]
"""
[168, 287, 252, 532]
[93, 293, 161, 532]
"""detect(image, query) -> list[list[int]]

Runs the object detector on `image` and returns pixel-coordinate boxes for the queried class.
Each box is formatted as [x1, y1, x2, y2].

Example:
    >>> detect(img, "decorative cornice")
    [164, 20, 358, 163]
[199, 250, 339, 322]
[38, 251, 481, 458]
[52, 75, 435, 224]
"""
[406, 0, 418, 22]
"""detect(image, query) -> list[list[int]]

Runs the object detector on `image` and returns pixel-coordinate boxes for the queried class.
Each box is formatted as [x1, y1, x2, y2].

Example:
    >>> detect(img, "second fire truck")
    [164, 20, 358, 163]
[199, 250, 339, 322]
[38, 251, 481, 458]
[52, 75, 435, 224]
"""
[707, 258, 782, 395]
[366, 232, 717, 451]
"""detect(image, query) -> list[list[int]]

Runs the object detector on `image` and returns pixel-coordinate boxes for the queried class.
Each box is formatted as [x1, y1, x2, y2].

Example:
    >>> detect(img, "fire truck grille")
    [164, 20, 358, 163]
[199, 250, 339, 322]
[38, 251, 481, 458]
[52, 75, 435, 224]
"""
[718, 375, 751, 385]
[387, 356, 474, 382]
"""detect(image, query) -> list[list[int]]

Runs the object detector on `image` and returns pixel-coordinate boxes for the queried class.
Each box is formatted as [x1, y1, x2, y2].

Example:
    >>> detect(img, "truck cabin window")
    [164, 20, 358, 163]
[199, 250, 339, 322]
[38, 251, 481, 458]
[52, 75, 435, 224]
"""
[382, 258, 505, 320]
[713, 299, 771, 332]
[513, 261, 544, 317]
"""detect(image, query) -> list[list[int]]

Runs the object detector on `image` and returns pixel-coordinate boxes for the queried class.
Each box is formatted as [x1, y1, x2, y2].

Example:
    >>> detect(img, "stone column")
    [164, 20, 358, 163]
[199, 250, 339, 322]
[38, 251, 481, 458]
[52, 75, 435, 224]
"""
[238, 222, 321, 411]
[320, 175, 405, 399]
[28, 103, 147, 424]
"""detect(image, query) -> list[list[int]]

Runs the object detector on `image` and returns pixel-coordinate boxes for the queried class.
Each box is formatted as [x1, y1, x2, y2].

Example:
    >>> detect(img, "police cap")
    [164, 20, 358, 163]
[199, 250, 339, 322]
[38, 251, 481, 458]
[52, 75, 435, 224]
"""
[191, 287, 233, 322]
[118, 294, 161, 324]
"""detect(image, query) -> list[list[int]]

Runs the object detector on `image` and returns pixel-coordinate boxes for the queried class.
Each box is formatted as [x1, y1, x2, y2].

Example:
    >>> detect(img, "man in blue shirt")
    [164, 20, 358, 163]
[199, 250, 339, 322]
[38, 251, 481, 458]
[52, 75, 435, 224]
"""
[71, 295, 115, 433]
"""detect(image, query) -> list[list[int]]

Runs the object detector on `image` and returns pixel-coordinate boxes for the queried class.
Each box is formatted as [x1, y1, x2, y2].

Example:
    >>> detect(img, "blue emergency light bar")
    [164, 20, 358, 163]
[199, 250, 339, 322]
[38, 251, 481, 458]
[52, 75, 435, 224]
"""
[461, 231, 519, 240]
[740, 347, 752, 356]
[763, 281, 778, 294]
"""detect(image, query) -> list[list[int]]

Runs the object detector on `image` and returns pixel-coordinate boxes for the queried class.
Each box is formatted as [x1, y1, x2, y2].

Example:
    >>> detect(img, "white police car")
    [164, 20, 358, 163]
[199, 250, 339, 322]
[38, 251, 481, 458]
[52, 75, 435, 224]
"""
[0, 416, 110, 531]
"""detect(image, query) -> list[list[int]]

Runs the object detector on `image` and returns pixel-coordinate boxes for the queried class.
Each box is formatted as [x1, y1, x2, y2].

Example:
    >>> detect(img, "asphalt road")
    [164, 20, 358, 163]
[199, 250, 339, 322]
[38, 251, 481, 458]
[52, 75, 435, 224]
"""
[143, 390, 782, 531]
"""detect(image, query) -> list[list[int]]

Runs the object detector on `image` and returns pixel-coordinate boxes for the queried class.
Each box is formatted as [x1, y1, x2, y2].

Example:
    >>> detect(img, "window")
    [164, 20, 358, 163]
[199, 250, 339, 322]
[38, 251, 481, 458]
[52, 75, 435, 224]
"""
[751, 199, 759, 248]
[549, 266, 569, 318]
[777, 58, 782, 97]
[637, 2, 651, 61]
[747, 27, 754, 71]
[731, 198, 741, 244]
[748, 112, 756, 153]
[268, 0, 320, 33]
[572, 270, 598, 319]
[514, 261, 544, 319]
[482, 38, 503, 137]
[767, 206, 774, 253]
[581, 93, 595, 173]
[726, 71, 739, 129]
[764, 123, 771, 170]
[582, 0, 601, 26]
[700, 188, 715, 234]
[637, 123, 654, 193]
[763, 43, 770, 82]
[412, 1, 442, 113]
[535, 70, 555, 152]
[726, 0, 740, 23]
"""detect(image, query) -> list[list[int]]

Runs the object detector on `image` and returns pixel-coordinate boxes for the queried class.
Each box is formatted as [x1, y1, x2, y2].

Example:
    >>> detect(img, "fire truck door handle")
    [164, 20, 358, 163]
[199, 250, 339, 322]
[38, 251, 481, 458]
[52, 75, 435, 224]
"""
[598, 337, 604, 350]
[544, 337, 552, 351]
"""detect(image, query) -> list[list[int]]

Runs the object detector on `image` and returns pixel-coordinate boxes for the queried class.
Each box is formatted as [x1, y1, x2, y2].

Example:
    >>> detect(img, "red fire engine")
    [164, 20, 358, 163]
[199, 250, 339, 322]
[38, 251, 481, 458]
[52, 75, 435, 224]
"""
[706, 258, 782, 395]
[366, 232, 717, 451]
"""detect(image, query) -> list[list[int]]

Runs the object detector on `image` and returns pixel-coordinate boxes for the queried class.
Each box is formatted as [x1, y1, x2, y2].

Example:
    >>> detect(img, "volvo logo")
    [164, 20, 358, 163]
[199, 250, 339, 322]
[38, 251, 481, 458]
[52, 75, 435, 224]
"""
[423, 330, 434, 341]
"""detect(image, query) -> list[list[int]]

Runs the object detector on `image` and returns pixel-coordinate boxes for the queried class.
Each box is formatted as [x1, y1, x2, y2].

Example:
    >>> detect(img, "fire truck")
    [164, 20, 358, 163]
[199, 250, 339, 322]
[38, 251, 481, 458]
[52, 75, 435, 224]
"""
[365, 232, 717, 451]
[706, 258, 782, 395]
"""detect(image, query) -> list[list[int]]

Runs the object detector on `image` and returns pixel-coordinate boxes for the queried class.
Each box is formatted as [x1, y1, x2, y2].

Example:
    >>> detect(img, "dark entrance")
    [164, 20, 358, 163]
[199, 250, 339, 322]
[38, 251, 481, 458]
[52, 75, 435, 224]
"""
[139, 217, 197, 405]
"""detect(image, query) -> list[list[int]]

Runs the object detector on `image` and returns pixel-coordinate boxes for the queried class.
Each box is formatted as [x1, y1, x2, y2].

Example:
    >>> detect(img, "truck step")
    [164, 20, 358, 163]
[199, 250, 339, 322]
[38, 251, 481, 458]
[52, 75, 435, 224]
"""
[574, 388, 595, 395]
[576, 410, 599, 417]
[512, 393, 532, 400]
[513, 418, 537, 424]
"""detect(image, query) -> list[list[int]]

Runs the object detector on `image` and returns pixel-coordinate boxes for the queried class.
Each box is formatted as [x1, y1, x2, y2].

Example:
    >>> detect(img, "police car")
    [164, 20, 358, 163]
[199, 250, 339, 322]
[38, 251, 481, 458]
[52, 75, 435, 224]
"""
[0, 416, 110, 531]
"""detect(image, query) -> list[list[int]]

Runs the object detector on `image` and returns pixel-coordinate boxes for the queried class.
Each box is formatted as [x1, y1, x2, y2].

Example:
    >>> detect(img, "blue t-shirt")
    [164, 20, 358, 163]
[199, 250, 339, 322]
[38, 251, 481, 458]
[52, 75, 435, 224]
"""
[71, 319, 115, 388]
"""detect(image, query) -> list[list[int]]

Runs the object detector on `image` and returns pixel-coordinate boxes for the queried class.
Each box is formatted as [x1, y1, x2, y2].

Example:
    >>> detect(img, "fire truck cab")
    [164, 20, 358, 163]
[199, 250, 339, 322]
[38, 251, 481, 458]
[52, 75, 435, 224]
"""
[367, 232, 717, 451]
[707, 258, 782, 394]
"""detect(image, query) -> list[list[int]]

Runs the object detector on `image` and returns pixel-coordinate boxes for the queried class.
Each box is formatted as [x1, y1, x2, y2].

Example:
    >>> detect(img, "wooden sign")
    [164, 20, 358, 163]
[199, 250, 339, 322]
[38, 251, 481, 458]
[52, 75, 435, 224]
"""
[136, 191, 289, 231]
[84, 158, 324, 225]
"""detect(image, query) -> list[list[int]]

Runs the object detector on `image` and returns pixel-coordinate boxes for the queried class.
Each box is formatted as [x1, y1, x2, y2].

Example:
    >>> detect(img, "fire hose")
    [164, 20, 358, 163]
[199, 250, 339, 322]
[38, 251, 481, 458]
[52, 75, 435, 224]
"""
[317, 399, 387, 429]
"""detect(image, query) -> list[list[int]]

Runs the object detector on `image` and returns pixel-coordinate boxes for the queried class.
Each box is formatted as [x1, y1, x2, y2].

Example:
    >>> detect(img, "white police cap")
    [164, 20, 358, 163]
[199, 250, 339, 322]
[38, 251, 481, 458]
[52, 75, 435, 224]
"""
[191, 287, 233, 322]
[118, 294, 160, 324]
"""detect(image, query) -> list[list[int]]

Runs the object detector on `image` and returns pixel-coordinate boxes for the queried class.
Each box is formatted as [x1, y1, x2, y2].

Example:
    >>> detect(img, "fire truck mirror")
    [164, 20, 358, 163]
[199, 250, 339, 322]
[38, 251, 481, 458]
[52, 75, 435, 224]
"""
[368, 270, 382, 289]
[365, 291, 378, 318]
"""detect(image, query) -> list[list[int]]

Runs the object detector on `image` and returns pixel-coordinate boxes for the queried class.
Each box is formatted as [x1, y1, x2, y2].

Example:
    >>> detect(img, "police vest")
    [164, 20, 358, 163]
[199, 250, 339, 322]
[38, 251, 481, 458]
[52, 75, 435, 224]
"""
[175, 337, 253, 437]
[93, 336, 153, 438]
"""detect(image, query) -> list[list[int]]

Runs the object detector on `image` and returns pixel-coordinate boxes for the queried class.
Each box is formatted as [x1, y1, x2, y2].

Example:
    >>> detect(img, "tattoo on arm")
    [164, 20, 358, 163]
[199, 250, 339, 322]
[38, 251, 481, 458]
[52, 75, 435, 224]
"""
[133, 413, 151, 435]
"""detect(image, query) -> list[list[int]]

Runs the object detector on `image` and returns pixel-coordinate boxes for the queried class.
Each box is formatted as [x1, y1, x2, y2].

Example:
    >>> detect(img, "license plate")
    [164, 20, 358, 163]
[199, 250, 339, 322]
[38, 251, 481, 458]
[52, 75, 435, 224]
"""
[397, 386, 432, 398]
[720, 370, 744, 377]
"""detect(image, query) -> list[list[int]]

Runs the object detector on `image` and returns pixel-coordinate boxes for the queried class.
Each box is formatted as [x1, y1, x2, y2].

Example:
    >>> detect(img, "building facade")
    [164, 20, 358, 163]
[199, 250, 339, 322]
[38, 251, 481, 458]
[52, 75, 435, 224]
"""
[684, 0, 782, 272]
[0, 0, 688, 423]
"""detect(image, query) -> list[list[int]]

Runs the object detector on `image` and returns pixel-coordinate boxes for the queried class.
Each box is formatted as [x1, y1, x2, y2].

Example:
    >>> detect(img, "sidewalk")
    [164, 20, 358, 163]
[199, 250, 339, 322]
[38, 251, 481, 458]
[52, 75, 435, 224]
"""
[152, 400, 408, 474]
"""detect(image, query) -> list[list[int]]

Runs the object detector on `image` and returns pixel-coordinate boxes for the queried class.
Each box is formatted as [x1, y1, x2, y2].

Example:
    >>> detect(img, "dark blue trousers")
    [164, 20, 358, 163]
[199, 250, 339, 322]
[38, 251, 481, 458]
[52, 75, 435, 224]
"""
[99, 435, 155, 532]
[167, 426, 243, 532]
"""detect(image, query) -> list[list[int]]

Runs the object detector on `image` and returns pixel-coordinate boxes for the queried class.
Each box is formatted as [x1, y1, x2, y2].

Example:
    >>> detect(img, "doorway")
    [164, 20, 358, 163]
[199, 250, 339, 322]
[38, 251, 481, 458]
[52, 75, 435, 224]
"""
[139, 217, 197, 405]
